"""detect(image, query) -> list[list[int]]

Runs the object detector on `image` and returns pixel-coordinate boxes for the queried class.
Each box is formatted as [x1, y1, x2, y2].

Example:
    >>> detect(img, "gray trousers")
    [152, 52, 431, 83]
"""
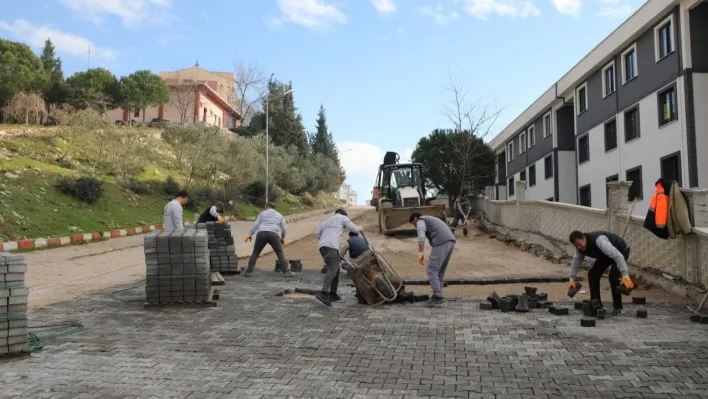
[247, 231, 288, 272]
[427, 240, 455, 297]
[320, 247, 341, 293]
[450, 211, 468, 231]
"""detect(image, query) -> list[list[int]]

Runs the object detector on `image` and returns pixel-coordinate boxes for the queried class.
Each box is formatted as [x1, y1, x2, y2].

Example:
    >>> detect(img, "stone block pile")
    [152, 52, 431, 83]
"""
[144, 230, 212, 304]
[0, 253, 29, 356]
[188, 222, 238, 273]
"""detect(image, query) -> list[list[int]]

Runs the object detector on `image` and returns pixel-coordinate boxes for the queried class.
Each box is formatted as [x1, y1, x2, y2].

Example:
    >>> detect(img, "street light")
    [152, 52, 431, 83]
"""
[265, 89, 293, 203]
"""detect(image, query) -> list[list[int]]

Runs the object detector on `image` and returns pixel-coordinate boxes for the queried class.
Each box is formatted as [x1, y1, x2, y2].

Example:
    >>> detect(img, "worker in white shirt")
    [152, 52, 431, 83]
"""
[244, 202, 292, 277]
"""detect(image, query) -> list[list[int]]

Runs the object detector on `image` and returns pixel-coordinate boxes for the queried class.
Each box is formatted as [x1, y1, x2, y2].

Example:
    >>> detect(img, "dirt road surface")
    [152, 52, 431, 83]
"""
[260, 209, 690, 305]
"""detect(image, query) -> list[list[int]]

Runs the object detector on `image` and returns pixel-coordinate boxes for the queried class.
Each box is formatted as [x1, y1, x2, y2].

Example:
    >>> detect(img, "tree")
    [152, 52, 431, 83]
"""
[167, 71, 197, 124]
[40, 39, 66, 113]
[248, 77, 308, 154]
[2, 91, 46, 124]
[0, 39, 48, 111]
[117, 70, 170, 122]
[339, 165, 346, 184]
[309, 104, 338, 161]
[65, 67, 119, 112]
[234, 60, 267, 126]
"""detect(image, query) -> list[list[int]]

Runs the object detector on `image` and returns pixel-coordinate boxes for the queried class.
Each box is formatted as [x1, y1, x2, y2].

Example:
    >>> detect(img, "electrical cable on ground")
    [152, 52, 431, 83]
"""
[109, 279, 146, 303]
[27, 323, 85, 352]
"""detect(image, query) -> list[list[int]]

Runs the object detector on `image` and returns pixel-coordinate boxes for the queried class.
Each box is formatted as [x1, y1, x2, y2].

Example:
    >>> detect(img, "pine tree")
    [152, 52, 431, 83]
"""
[40, 39, 66, 112]
[309, 104, 338, 161]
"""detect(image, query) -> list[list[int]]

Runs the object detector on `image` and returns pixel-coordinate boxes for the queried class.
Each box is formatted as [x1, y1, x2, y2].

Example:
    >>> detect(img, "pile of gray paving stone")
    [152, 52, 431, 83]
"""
[0, 253, 29, 356]
[187, 222, 238, 273]
[143, 230, 212, 304]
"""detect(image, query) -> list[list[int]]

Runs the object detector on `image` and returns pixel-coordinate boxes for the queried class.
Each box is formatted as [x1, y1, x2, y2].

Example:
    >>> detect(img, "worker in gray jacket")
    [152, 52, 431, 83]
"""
[410, 212, 456, 306]
[244, 202, 292, 277]
[314, 209, 362, 306]
[450, 192, 470, 237]
[163, 190, 189, 231]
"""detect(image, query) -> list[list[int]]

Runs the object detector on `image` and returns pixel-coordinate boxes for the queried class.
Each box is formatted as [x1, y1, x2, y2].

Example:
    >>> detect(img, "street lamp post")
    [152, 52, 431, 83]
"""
[265, 89, 293, 203]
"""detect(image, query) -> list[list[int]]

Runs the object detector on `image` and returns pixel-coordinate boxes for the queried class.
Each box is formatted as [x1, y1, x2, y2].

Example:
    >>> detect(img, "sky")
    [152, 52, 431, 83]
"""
[1, 0, 646, 204]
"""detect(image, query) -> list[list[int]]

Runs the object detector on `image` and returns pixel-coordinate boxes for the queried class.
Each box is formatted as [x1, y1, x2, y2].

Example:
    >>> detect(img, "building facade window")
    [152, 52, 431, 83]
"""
[577, 83, 588, 114]
[519, 132, 527, 154]
[134, 109, 140, 118]
[622, 44, 638, 83]
[507, 142, 514, 162]
[529, 164, 536, 186]
[508, 177, 515, 196]
[520, 170, 527, 183]
[602, 62, 616, 97]
[658, 85, 678, 126]
[543, 112, 552, 138]
[579, 185, 591, 207]
[544, 155, 553, 179]
[528, 125, 535, 148]
[626, 166, 643, 201]
[604, 119, 617, 152]
[655, 15, 675, 60]
[624, 106, 640, 142]
[578, 135, 590, 164]
[660, 152, 681, 184]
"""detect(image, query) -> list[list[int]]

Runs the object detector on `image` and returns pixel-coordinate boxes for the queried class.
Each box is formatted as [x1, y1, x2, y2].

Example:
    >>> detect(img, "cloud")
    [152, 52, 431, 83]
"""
[266, 0, 347, 32]
[337, 142, 413, 179]
[463, 0, 541, 19]
[0, 19, 116, 61]
[397, 26, 406, 34]
[370, 0, 396, 13]
[56, 0, 174, 26]
[597, 0, 633, 18]
[552, 0, 581, 17]
[418, 4, 461, 24]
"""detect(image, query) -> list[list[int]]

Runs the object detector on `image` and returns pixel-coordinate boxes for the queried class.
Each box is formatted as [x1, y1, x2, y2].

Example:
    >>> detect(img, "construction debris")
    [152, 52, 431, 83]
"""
[143, 230, 215, 306]
[188, 222, 239, 274]
[0, 253, 29, 357]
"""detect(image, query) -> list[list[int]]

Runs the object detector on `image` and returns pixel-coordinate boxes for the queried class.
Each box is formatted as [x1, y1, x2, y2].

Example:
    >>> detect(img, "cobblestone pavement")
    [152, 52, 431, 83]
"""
[2, 268, 708, 399]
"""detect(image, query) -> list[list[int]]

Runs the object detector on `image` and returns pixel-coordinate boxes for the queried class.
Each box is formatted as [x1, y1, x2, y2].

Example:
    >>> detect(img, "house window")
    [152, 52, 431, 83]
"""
[579, 185, 591, 207]
[519, 132, 527, 154]
[529, 164, 536, 186]
[655, 15, 675, 60]
[660, 152, 681, 183]
[606, 174, 619, 205]
[528, 125, 535, 148]
[134, 109, 140, 118]
[602, 62, 616, 97]
[507, 142, 514, 162]
[626, 166, 643, 201]
[622, 44, 638, 83]
[624, 106, 640, 142]
[544, 155, 553, 179]
[604, 119, 617, 152]
[577, 83, 588, 114]
[658, 85, 678, 126]
[578, 135, 589, 164]
[508, 177, 515, 196]
[543, 112, 552, 138]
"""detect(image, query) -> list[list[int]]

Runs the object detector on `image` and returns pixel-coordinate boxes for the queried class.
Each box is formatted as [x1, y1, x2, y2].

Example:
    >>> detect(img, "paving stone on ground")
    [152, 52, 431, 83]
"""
[1, 267, 707, 399]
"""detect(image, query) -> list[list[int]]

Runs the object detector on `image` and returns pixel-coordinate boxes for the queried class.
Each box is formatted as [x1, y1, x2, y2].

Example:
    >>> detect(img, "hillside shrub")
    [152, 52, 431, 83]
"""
[163, 176, 181, 196]
[56, 175, 104, 204]
[243, 181, 279, 206]
[120, 178, 151, 195]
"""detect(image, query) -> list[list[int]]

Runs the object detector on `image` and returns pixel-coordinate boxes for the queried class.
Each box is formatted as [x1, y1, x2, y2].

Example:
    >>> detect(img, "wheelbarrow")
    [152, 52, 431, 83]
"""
[341, 232, 404, 305]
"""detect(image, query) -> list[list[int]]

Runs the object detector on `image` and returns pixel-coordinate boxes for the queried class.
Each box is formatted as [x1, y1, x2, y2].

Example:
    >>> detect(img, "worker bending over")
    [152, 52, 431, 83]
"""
[450, 192, 470, 237]
[410, 212, 456, 306]
[197, 201, 225, 223]
[568, 230, 635, 316]
[314, 209, 362, 306]
[338, 231, 368, 270]
[244, 202, 292, 277]
[163, 190, 189, 232]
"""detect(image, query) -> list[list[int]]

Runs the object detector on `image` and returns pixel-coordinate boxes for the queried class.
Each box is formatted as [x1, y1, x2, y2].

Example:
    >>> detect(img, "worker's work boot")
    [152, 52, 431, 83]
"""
[282, 269, 294, 277]
[427, 295, 445, 307]
[611, 308, 625, 316]
[315, 291, 332, 307]
[244, 271, 252, 278]
[329, 292, 342, 302]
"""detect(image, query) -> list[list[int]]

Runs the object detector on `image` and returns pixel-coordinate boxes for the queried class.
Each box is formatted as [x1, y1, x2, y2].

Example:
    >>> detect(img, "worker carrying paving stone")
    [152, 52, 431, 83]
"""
[244, 202, 292, 278]
[568, 230, 635, 316]
[410, 211, 456, 307]
[450, 191, 470, 237]
[163, 190, 189, 232]
[314, 209, 363, 306]
[197, 201, 225, 224]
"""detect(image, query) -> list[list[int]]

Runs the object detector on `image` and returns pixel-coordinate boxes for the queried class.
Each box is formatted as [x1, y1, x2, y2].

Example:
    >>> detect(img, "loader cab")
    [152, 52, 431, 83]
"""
[375, 163, 426, 208]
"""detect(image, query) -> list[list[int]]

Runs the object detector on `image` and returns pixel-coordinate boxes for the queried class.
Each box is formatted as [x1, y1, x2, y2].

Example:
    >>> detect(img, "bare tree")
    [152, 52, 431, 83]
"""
[2, 92, 46, 125]
[234, 60, 267, 126]
[166, 71, 198, 124]
[442, 71, 504, 197]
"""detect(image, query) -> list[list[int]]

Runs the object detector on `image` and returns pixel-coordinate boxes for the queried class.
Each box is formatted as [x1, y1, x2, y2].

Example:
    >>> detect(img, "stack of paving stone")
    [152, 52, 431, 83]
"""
[188, 222, 238, 273]
[0, 253, 29, 356]
[143, 230, 212, 304]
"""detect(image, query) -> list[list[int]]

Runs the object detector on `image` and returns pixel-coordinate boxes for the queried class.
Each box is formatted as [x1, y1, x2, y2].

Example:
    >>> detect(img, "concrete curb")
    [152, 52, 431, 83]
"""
[0, 207, 340, 252]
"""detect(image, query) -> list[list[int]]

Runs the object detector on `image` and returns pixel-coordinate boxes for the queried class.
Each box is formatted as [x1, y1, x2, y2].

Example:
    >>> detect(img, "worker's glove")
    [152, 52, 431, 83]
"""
[280, 238, 285, 245]
[621, 276, 634, 289]
[417, 252, 425, 265]
[568, 280, 577, 290]
[217, 216, 224, 223]
[244, 236, 252, 243]
[358, 225, 364, 233]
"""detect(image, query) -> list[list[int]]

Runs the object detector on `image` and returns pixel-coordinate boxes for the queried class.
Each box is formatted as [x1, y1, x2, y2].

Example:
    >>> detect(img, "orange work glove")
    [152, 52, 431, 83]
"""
[244, 236, 252, 243]
[280, 238, 285, 245]
[417, 252, 424, 265]
[217, 216, 224, 222]
[568, 280, 577, 290]
[621, 276, 634, 289]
